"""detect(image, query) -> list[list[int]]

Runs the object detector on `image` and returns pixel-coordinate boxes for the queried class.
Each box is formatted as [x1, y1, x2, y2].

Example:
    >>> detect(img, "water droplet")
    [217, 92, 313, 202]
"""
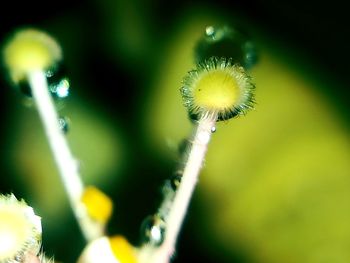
[243, 41, 258, 69]
[205, 26, 215, 37]
[58, 116, 69, 133]
[15, 254, 23, 262]
[45, 68, 55, 78]
[163, 173, 182, 194]
[195, 25, 258, 69]
[211, 126, 216, 133]
[11, 62, 70, 99]
[140, 214, 166, 246]
[170, 174, 182, 191]
[50, 77, 70, 98]
[45, 63, 70, 99]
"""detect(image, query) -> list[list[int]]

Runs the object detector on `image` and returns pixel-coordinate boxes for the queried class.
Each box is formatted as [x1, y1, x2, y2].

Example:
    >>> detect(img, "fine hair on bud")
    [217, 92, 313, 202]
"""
[0, 194, 42, 263]
[181, 56, 255, 121]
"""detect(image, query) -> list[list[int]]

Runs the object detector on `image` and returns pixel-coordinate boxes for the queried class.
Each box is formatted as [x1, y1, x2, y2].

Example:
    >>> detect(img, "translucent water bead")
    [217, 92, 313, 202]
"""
[18, 63, 70, 99]
[140, 214, 166, 246]
[194, 25, 258, 69]
[58, 116, 70, 134]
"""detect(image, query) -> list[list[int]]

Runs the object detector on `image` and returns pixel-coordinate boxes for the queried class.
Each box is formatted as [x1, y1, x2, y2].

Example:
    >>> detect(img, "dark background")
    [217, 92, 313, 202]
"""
[0, 0, 349, 102]
[0, 0, 349, 128]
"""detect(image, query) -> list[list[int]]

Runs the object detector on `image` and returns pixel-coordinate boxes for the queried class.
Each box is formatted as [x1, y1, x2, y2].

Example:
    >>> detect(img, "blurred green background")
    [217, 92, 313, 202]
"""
[0, 0, 349, 262]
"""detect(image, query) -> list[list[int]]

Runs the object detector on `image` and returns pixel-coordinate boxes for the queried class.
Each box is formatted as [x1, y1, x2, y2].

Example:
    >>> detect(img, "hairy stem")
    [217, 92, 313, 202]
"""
[140, 111, 217, 263]
[28, 70, 102, 241]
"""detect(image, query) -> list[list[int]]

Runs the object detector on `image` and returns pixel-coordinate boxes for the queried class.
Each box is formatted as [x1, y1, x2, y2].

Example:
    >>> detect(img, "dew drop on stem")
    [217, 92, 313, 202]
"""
[140, 214, 166, 246]
[58, 116, 69, 134]
[195, 25, 258, 69]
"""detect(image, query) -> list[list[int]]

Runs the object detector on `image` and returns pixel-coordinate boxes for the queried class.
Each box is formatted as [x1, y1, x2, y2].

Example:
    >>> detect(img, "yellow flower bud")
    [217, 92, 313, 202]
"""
[181, 57, 255, 120]
[81, 186, 113, 224]
[0, 194, 42, 263]
[2, 28, 62, 84]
